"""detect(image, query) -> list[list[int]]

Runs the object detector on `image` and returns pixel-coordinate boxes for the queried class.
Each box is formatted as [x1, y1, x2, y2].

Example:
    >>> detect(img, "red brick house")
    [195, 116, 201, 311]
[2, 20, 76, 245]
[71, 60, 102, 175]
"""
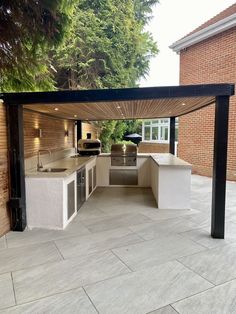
[170, 3, 236, 180]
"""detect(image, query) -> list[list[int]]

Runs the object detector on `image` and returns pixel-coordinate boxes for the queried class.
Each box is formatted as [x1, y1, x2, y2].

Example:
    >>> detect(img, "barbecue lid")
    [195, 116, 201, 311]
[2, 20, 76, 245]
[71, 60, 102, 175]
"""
[111, 144, 137, 155]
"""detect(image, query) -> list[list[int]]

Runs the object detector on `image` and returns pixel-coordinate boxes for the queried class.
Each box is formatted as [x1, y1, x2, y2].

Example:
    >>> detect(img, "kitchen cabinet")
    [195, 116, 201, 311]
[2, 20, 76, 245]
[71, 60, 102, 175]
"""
[85, 158, 97, 198]
[77, 166, 86, 211]
[137, 157, 151, 187]
[96, 156, 111, 186]
[26, 171, 77, 229]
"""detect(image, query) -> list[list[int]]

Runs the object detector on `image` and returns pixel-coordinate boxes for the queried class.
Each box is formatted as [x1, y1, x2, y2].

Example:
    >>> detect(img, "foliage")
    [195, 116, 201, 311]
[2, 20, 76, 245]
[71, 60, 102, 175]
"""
[124, 120, 142, 136]
[1, 0, 158, 150]
[53, 0, 158, 151]
[0, 0, 76, 92]
[98, 119, 142, 152]
[54, 0, 158, 89]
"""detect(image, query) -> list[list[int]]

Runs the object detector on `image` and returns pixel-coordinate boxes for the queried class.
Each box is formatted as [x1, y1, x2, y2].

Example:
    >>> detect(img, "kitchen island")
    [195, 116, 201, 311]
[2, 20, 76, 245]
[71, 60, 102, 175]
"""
[25, 153, 192, 230]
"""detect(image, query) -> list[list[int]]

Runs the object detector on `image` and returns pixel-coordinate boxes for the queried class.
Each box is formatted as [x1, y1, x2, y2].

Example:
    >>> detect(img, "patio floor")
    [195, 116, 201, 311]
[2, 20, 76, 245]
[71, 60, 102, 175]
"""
[1, 175, 236, 313]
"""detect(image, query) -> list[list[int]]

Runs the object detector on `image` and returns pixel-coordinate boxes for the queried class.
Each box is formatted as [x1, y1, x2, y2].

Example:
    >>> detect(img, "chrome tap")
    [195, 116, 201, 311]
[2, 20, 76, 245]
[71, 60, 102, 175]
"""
[37, 149, 51, 171]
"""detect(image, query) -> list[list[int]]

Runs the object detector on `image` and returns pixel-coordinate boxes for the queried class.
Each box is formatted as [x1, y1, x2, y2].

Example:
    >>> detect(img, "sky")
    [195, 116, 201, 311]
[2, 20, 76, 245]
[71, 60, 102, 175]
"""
[139, 0, 236, 87]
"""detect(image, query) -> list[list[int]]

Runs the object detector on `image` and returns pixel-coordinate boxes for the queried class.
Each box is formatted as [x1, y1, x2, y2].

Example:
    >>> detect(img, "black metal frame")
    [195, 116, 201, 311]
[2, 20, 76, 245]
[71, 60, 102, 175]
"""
[7, 104, 27, 231]
[76, 120, 82, 141]
[211, 96, 230, 238]
[2, 83, 234, 105]
[3, 84, 234, 235]
[169, 117, 176, 155]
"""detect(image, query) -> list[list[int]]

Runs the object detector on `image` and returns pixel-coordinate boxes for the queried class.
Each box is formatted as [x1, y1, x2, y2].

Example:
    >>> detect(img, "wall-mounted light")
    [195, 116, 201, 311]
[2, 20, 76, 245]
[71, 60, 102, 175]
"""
[65, 130, 69, 137]
[35, 128, 43, 138]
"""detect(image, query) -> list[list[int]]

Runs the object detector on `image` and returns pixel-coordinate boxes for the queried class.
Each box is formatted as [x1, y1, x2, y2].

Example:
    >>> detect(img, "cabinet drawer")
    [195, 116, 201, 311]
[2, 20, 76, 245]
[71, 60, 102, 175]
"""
[109, 169, 138, 185]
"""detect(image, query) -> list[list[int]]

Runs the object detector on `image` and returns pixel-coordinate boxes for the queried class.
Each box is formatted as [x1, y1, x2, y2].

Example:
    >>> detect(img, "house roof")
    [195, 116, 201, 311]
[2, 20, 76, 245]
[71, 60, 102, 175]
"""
[2, 84, 234, 121]
[170, 3, 236, 53]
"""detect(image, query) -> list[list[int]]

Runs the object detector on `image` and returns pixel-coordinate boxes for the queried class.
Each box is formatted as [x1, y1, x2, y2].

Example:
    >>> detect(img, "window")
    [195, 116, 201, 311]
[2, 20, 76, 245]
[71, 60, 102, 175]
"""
[142, 118, 179, 143]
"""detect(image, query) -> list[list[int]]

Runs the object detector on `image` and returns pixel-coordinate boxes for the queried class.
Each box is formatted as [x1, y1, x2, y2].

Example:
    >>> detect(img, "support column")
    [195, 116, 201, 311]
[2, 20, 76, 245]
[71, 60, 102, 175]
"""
[169, 117, 175, 155]
[7, 104, 26, 231]
[211, 96, 229, 238]
[76, 120, 82, 141]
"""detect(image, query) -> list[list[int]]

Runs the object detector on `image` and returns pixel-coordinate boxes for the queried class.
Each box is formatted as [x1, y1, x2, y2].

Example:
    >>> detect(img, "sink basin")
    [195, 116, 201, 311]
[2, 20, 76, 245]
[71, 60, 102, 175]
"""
[40, 168, 67, 173]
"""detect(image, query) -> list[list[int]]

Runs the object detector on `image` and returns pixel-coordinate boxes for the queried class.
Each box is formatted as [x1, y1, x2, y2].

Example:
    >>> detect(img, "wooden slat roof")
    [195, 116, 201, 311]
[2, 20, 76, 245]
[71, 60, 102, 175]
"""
[24, 96, 215, 120]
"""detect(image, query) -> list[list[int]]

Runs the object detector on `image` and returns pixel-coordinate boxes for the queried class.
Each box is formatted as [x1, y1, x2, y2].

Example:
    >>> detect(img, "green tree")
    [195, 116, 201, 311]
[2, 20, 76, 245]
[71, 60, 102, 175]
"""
[54, 0, 158, 89]
[54, 0, 158, 151]
[0, 0, 75, 92]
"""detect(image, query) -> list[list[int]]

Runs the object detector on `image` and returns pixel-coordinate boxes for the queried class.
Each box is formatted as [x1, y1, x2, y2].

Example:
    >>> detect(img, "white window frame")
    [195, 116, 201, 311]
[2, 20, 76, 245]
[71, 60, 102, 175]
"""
[142, 119, 170, 143]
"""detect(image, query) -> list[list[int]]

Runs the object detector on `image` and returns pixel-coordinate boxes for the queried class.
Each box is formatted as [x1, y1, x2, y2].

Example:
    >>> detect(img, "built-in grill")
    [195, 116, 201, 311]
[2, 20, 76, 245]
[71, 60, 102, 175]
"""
[111, 144, 137, 166]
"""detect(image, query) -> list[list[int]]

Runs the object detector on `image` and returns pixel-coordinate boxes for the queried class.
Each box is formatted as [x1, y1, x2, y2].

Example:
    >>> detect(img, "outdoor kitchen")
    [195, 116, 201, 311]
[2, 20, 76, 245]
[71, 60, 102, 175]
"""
[25, 135, 192, 230]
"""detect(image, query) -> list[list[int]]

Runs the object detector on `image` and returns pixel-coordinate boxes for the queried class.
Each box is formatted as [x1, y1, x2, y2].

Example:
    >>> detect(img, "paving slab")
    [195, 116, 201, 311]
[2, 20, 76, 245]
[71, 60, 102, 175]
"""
[85, 260, 212, 314]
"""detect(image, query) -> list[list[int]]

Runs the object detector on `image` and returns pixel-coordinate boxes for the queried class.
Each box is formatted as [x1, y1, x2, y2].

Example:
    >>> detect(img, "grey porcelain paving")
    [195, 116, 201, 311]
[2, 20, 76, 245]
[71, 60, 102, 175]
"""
[183, 212, 211, 229]
[2, 288, 97, 314]
[76, 206, 109, 221]
[82, 213, 153, 233]
[0, 273, 15, 310]
[13, 250, 130, 304]
[84, 260, 212, 314]
[0, 242, 62, 274]
[172, 279, 236, 314]
[55, 227, 143, 259]
[0, 236, 6, 249]
[148, 306, 178, 314]
[180, 228, 231, 249]
[6, 222, 90, 248]
[139, 208, 199, 222]
[129, 217, 199, 240]
[180, 221, 236, 249]
[179, 242, 236, 285]
[112, 234, 206, 271]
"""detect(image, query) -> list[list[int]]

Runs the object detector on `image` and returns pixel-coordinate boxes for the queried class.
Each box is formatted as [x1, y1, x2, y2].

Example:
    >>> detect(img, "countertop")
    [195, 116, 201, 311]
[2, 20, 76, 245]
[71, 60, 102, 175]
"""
[25, 155, 95, 178]
[151, 153, 192, 169]
[25, 152, 191, 178]
[99, 153, 191, 168]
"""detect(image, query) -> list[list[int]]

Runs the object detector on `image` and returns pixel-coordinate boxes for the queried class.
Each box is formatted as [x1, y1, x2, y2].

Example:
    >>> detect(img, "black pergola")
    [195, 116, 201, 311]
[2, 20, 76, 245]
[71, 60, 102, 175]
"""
[1, 83, 235, 238]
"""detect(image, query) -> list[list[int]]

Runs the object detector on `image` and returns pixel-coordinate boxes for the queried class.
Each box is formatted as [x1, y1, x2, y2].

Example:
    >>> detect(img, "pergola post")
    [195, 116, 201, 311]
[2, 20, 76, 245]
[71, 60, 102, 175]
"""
[211, 96, 230, 239]
[7, 104, 26, 231]
[76, 120, 82, 141]
[169, 117, 176, 155]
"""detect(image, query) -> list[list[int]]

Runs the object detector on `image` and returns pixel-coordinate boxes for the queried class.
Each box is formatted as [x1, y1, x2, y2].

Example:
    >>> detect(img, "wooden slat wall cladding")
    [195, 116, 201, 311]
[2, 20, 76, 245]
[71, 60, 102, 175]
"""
[0, 104, 10, 236]
[82, 122, 100, 139]
[24, 110, 74, 159]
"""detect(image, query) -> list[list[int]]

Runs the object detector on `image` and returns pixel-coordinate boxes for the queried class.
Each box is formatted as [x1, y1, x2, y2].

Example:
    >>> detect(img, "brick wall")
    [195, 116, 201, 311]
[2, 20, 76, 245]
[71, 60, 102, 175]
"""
[0, 104, 10, 236]
[179, 27, 236, 180]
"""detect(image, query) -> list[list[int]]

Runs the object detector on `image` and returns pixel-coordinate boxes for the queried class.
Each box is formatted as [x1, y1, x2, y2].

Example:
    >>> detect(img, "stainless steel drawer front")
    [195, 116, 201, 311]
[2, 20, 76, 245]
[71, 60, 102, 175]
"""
[109, 169, 138, 185]
[111, 156, 136, 166]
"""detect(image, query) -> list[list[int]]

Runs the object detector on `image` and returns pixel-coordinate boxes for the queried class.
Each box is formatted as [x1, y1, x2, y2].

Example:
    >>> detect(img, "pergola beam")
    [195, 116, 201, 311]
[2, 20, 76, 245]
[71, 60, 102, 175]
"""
[2, 84, 234, 105]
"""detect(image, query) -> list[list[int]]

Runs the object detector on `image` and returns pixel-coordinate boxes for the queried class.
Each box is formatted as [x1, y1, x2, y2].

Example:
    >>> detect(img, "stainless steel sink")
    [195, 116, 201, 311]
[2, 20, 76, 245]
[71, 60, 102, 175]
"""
[40, 168, 67, 173]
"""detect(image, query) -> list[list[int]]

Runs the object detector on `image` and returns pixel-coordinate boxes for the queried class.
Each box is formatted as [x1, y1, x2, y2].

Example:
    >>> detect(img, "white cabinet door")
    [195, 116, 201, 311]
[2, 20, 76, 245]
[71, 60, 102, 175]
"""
[96, 157, 111, 186]
[150, 159, 158, 206]
[63, 172, 76, 227]
[138, 157, 151, 187]
[85, 158, 97, 199]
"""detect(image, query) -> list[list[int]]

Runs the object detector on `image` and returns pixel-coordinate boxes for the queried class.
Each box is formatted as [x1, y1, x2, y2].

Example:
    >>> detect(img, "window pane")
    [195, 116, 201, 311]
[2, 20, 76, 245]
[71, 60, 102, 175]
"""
[144, 121, 150, 126]
[152, 120, 159, 125]
[160, 126, 168, 141]
[152, 127, 159, 140]
[164, 127, 168, 140]
[144, 127, 150, 140]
